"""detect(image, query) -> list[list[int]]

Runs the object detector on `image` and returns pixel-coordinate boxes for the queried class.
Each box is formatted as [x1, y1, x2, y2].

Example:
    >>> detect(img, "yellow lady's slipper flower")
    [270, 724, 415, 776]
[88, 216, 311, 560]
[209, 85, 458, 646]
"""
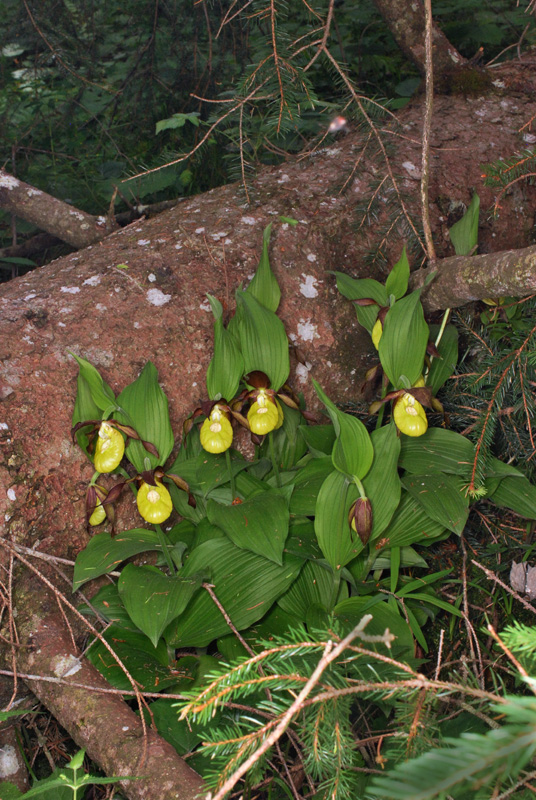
[94, 422, 125, 473]
[137, 478, 173, 525]
[88, 497, 106, 526]
[200, 405, 233, 453]
[393, 393, 428, 437]
[371, 319, 383, 350]
[248, 389, 281, 436]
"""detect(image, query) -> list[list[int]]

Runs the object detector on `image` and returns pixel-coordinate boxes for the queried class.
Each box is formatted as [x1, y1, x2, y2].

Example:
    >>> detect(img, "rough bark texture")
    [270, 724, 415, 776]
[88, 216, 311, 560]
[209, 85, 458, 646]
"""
[0, 169, 118, 249]
[1, 56, 536, 796]
[373, 0, 466, 75]
[414, 244, 536, 311]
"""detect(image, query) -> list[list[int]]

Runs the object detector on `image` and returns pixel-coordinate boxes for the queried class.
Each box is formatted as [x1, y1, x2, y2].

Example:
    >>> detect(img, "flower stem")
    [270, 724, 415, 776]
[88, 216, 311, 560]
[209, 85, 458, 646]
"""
[155, 524, 176, 574]
[225, 448, 237, 501]
[268, 432, 281, 488]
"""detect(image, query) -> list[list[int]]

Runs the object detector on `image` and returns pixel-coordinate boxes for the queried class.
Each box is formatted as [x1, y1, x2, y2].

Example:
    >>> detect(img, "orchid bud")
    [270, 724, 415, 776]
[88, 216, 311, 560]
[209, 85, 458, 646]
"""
[349, 497, 373, 545]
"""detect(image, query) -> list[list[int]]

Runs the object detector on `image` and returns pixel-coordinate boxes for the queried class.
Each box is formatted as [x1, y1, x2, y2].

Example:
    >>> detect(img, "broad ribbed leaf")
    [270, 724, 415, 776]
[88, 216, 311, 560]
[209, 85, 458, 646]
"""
[379, 291, 429, 388]
[70, 353, 116, 411]
[399, 427, 474, 476]
[334, 272, 388, 331]
[380, 493, 446, 549]
[363, 423, 401, 540]
[427, 323, 458, 394]
[314, 381, 374, 479]
[73, 529, 161, 590]
[165, 538, 302, 647]
[116, 361, 174, 470]
[298, 424, 336, 457]
[246, 223, 281, 312]
[385, 246, 410, 300]
[207, 491, 290, 564]
[490, 475, 536, 520]
[72, 373, 102, 455]
[402, 473, 469, 535]
[205, 294, 244, 401]
[334, 596, 414, 656]
[236, 290, 289, 391]
[86, 624, 174, 691]
[278, 560, 346, 617]
[118, 564, 203, 647]
[290, 457, 334, 515]
[314, 469, 361, 570]
[449, 192, 480, 256]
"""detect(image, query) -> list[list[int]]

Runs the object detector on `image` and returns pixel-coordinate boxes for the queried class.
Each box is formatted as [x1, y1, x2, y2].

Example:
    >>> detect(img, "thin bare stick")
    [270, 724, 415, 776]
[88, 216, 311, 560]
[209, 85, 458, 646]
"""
[203, 582, 256, 657]
[434, 628, 445, 681]
[472, 559, 536, 616]
[208, 617, 387, 800]
[487, 624, 532, 685]
[421, 0, 436, 262]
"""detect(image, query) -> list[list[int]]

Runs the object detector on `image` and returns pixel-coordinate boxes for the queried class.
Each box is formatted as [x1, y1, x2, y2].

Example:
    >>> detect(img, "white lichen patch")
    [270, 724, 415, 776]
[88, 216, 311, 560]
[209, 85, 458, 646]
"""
[0, 173, 19, 190]
[61, 286, 80, 294]
[53, 654, 82, 677]
[174, 242, 183, 249]
[523, 133, 536, 144]
[277, 174, 290, 184]
[83, 275, 100, 287]
[148, 273, 156, 282]
[147, 288, 171, 306]
[27, 188, 43, 196]
[0, 422, 9, 430]
[137, 239, 151, 246]
[24, 293, 37, 301]
[306, 253, 317, 263]
[69, 209, 86, 220]
[224, 238, 232, 244]
[300, 274, 319, 298]
[95, 303, 107, 311]
[295, 362, 312, 384]
[195, 227, 205, 234]
[325, 147, 341, 157]
[241, 216, 256, 225]
[134, 321, 140, 329]
[199, 299, 212, 312]
[402, 161, 421, 178]
[97, 215, 107, 225]
[7, 487, 16, 501]
[0, 744, 20, 777]
[296, 319, 319, 342]
[58, 322, 66, 327]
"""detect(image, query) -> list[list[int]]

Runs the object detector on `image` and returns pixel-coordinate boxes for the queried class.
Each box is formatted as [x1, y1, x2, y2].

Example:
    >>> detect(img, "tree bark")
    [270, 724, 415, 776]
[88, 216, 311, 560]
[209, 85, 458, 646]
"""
[0, 170, 118, 249]
[373, 0, 466, 75]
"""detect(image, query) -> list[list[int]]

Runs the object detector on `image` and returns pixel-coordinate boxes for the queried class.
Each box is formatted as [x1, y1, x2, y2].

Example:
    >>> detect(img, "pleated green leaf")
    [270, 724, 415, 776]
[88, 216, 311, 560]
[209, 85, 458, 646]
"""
[236, 290, 290, 391]
[427, 323, 459, 394]
[118, 564, 203, 647]
[205, 294, 244, 401]
[72, 373, 102, 456]
[449, 192, 480, 256]
[314, 381, 374, 479]
[245, 223, 281, 312]
[116, 361, 174, 471]
[402, 473, 469, 535]
[289, 456, 334, 516]
[314, 469, 361, 570]
[207, 490, 290, 564]
[363, 423, 401, 540]
[165, 538, 302, 647]
[399, 427, 475, 477]
[380, 493, 446, 549]
[385, 246, 410, 300]
[334, 272, 388, 331]
[334, 596, 414, 656]
[70, 353, 116, 412]
[489, 475, 536, 520]
[278, 560, 347, 617]
[379, 291, 429, 388]
[73, 529, 161, 590]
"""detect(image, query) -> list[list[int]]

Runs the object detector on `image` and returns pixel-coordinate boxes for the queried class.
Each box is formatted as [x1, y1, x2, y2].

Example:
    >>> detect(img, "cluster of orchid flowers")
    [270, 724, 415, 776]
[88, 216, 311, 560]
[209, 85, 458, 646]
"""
[71, 371, 302, 532]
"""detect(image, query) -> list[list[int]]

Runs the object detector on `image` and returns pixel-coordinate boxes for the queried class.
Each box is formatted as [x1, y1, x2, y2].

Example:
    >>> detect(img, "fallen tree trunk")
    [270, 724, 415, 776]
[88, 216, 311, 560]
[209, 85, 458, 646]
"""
[2, 57, 536, 796]
[0, 169, 118, 249]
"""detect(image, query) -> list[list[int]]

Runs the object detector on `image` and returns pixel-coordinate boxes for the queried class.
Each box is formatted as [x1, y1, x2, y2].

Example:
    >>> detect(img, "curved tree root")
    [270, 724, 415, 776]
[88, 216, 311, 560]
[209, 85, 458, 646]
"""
[8, 568, 205, 800]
